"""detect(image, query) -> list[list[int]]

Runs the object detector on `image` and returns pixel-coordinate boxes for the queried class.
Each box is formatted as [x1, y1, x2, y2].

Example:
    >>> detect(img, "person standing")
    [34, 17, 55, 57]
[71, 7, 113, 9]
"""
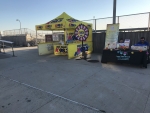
[136, 37, 149, 63]
[136, 37, 149, 48]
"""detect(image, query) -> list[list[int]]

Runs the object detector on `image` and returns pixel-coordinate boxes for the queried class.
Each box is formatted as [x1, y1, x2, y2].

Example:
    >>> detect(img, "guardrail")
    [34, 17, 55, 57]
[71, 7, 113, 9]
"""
[0, 40, 15, 56]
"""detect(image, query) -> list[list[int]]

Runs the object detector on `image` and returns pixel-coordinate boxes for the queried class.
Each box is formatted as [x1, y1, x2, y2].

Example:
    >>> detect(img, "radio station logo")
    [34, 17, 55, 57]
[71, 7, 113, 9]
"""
[67, 18, 79, 22]
[69, 23, 76, 27]
[55, 24, 63, 28]
[46, 25, 52, 29]
[116, 50, 130, 60]
[37, 26, 43, 30]
[55, 46, 68, 53]
[46, 18, 63, 24]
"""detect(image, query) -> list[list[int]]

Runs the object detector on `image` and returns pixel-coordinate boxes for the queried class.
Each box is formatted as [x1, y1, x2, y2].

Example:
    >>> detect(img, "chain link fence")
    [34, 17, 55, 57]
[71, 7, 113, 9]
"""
[2, 12, 150, 36]
[3, 28, 64, 37]
[83, 12, 150, 31]
[3, 28, 34, 36]
[118, 13, 149, 29]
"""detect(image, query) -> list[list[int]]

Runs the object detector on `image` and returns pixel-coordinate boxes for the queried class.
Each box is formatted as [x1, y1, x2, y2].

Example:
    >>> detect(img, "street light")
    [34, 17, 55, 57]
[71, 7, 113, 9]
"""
[16, 19, 22, 34]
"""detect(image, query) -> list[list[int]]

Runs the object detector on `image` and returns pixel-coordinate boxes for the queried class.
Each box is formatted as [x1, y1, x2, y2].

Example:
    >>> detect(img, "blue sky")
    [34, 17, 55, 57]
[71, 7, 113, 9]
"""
[0, 0, 150, 32]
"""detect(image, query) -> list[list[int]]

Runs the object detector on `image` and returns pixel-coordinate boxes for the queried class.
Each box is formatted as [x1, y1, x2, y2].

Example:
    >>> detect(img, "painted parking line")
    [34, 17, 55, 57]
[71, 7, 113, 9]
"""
[1, 75, 105, 113]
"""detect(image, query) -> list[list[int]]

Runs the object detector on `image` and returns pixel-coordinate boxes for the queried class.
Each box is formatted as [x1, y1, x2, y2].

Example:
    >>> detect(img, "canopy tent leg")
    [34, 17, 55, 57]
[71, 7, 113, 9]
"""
[64, 29, 68, 44]
[52, 30, 53, 40]
[52, 30, 53, 42]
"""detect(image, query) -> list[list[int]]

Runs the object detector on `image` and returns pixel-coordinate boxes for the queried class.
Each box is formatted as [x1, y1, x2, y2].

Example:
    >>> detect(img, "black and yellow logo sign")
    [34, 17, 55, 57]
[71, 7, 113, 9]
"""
[46, 25, 52, 29]
[69, 23, 76, 27]
[67, 18, 78, 22]
[46, 18, 63, 24]
[37, 26, 43, 30]
[55, 24, 63, 28]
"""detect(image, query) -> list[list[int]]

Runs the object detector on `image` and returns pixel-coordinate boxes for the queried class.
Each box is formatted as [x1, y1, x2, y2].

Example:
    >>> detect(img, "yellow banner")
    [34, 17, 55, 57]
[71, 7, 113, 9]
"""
[54, 45, 68, 55]
[68, 42, 93, 59]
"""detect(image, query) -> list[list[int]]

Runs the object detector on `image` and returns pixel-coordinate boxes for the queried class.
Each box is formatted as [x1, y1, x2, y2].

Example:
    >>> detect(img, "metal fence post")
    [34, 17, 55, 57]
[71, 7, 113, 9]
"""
[93, 16, 95, 32]
[118, 16, 119, 23]
[148, 12, 150, 31]
[95, 19, 96, 32]
[36, 30, 38, 45]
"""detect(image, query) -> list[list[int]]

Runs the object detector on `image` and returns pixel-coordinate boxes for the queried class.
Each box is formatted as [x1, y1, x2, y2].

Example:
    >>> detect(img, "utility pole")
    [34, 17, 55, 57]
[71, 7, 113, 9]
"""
[113, 0, 117, 24]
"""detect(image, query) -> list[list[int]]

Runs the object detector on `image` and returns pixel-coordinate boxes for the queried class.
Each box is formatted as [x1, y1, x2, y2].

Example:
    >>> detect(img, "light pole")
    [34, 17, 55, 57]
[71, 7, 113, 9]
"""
[16, 19, 22, 34]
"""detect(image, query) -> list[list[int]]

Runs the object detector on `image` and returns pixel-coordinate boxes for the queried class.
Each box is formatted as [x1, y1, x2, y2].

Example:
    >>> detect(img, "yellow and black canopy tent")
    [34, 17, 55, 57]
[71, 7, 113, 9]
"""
[36, 12, 93, 59]
[35, 12, 92, 31]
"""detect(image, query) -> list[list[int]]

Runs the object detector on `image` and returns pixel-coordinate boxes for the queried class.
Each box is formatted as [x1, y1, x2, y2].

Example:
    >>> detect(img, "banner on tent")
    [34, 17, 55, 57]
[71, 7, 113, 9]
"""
[54, 45, 68, 55]
[74, 44, 89, 57]
[38, 43, 56, 55]
[67, 42, 93, 59]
